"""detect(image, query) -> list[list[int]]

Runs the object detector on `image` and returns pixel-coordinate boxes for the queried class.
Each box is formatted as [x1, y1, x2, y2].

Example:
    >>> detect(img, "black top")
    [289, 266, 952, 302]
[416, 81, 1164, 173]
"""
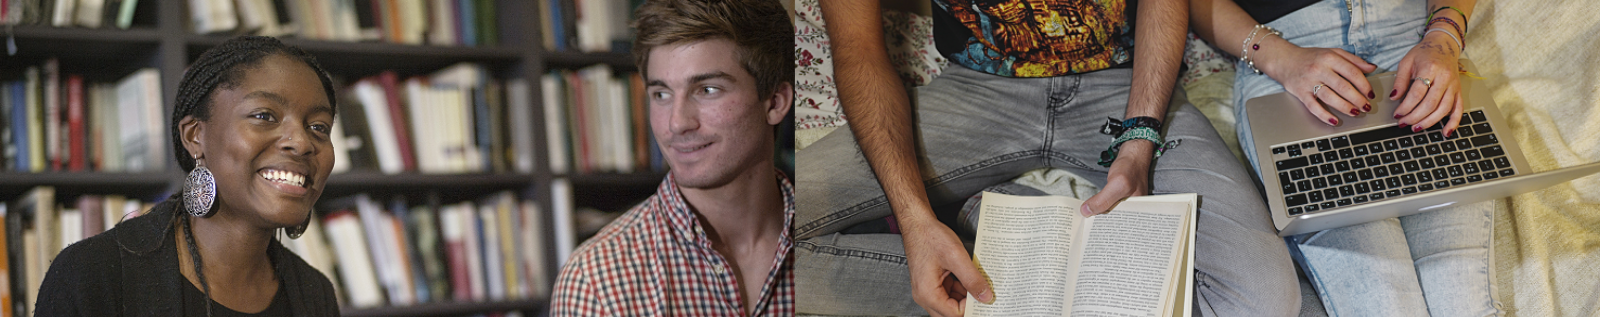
[182, 279, 292, 317]
[34, 199, 340, 317]
[1236, 0, 1321, 24]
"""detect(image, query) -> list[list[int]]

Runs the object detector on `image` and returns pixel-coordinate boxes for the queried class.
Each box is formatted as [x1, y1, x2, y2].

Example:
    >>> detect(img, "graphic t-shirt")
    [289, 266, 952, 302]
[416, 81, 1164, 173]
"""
[932, 0, 1136, 77]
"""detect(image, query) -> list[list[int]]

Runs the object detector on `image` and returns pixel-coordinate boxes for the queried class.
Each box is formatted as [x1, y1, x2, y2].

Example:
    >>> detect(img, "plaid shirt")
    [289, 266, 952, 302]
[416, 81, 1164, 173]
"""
[551, 172, 795, 316]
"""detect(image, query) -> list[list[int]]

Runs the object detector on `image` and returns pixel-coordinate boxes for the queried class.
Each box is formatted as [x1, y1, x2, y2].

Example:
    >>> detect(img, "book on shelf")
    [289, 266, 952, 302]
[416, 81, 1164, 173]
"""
[314, 191, 548, 308]
[549, 178, 574, 267]
[539, 0, 633, 52]
[0, 203, 11, 317]
[2, 187, 152, 317]
[322, 209, 385, 308]
[113, 68, 165, 172]
[963, 192, 1195, 317]
[187, 0, 498, 45]
[0, 0, 141, 29]
[332, 65, 530, 175]
[543, 65, 663, 175]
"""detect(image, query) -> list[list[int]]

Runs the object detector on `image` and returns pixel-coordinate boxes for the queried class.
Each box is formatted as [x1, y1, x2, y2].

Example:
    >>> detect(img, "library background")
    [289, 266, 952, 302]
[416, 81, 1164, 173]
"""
[0, 0, 725, 316]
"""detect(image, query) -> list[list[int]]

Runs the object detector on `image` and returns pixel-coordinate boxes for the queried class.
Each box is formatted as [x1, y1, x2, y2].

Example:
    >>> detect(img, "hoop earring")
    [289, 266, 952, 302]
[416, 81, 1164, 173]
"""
[286, 212, 310, 239]
[184, 164, 219, 218]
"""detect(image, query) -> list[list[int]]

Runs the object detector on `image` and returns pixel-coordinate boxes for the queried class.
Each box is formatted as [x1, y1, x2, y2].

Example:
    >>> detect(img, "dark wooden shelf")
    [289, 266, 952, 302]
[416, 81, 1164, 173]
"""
[185, 36, 524, 78]
[565, 172, 664, 212]
[320, 172, 538, 204]
[543, 51, 635, 70]
[340, 299, 545, 317]
[0, 172, 179, 200]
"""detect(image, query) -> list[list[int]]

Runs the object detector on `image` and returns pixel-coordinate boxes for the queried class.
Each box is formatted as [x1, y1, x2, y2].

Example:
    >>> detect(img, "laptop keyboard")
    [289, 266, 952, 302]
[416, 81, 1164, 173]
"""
[1271, 110, 1516, 216]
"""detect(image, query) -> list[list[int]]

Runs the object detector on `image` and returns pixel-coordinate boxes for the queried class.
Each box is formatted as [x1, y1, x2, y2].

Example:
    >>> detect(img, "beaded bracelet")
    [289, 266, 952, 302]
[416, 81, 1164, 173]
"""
[1099, 127, 1167, 167]
[1425, 27, 1463, 51]
[1428, 6, 1469, 33]
[1428, 17, 1463, 39]
[1239, 25, 1282, 75]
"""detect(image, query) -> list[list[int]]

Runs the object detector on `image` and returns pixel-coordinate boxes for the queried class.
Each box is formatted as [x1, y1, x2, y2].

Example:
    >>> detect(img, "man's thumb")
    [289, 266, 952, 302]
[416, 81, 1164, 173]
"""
[954, 261, 995, 304]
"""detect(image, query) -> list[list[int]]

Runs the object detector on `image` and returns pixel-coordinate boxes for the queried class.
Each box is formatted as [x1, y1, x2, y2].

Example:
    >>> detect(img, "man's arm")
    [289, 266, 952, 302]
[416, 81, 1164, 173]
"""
[818, 1, 992, 316]
[1081, 0, 1188, 215]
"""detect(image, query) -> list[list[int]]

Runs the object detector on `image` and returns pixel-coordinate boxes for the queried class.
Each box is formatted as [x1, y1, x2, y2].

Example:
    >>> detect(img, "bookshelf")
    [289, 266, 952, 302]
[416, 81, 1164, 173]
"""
[0, 0, 661, 316]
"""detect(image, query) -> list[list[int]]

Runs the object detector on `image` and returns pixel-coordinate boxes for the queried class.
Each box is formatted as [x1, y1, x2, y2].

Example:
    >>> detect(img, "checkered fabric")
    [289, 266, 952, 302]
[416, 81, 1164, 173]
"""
[551, 172, 795, 316]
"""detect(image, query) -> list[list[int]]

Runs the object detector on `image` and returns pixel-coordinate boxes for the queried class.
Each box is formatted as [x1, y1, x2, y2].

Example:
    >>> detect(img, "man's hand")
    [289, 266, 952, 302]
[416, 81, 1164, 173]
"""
[1082, 140, 1156, 217]
[900, 215, 994, 317]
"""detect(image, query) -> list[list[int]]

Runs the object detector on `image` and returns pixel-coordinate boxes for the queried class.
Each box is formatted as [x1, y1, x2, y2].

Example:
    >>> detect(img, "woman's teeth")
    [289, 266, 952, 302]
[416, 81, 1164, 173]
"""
[260, 170, 306, 187]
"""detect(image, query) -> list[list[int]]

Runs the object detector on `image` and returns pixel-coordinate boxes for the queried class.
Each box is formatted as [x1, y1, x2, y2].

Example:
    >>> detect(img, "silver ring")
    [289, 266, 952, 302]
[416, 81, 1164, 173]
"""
[1312, 84, 1325, 95]
[1414, 77, 1433, 87]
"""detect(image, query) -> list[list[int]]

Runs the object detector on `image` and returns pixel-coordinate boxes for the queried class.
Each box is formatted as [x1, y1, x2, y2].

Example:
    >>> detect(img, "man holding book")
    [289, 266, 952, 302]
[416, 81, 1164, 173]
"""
[797, 0, 1299, 316]
[550, 0, 794, 316]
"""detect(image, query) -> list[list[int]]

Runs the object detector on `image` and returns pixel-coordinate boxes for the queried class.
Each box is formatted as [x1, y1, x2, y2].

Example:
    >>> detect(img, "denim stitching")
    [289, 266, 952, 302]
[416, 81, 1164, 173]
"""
[796, 240, 908, 265]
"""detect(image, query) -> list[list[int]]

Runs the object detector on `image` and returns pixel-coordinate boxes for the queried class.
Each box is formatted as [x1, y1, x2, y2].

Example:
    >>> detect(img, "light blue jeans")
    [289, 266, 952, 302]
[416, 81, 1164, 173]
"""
[1232, 0, 1502, 316]
[796, 66, 1300, 316]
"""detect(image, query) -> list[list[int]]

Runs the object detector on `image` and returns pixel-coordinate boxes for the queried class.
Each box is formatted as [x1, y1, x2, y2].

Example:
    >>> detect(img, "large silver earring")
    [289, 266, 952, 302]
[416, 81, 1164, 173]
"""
[184, 165, 219, 218]
[286, 212, 310, 239]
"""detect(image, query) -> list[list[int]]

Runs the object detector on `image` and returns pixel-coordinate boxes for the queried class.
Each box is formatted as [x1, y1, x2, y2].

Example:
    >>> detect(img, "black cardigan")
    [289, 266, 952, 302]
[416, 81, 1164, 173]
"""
[34, 199, 339, 316]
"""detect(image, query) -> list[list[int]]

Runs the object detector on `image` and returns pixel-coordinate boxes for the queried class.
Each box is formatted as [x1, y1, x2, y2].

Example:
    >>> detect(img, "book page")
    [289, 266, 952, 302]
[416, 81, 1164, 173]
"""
[965, 193, 1083, 317]
[1069, 199, 1191, 317]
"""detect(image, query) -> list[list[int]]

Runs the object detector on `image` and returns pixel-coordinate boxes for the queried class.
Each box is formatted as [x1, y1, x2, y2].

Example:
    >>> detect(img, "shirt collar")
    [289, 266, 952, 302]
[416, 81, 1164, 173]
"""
[655, 170, 795, 247]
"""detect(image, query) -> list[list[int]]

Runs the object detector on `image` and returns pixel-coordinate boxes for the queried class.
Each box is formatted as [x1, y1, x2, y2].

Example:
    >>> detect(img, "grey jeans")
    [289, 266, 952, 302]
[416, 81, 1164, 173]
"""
[796, 66, 1301, 316]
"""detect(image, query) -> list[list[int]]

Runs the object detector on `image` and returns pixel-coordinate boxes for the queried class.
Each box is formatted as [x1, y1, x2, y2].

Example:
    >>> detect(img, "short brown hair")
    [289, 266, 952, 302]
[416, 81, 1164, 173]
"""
[632, 0, 793, 98]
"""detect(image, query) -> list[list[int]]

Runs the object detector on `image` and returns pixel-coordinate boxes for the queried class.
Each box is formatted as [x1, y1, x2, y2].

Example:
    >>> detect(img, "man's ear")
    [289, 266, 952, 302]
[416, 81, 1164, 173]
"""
[764, 82, 794, 125]
[178, 115, 206, 161]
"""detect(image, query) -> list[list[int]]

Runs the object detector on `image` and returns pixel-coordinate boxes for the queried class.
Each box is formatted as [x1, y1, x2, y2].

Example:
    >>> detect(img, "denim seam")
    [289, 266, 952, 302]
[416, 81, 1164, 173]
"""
[797, 150, 1047, 237]
[796, 195, 888, 237]
[796, 240, 908, 265]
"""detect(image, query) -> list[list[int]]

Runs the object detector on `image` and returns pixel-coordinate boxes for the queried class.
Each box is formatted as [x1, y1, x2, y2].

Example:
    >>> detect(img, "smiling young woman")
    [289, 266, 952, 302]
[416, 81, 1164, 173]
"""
[33, 36, 341, 317]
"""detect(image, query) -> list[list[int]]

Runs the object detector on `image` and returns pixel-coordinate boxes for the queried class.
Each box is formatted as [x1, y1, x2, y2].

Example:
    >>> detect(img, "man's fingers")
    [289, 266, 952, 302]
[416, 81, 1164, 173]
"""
[948, 256, 994, 305]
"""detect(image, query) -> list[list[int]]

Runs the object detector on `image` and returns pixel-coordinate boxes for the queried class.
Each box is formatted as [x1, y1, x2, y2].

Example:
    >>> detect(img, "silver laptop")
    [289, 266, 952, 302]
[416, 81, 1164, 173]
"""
[1245, 62, 1600, 236]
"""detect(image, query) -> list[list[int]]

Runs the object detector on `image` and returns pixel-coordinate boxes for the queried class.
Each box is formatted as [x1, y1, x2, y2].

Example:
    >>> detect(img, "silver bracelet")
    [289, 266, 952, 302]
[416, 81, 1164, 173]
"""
[1424, 27, 1463, 51]
[1240, 25, 1281, 75]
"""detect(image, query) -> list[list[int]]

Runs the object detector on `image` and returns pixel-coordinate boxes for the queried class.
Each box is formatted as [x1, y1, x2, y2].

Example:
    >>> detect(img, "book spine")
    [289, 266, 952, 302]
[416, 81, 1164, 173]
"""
[43, 59, 59, 171]
[65, 75, 84, 172]
[539, 74, 567, 174]
[378, 72, 417, 172]
[440, 204, 471, 301]
[323, 211, 385, 308]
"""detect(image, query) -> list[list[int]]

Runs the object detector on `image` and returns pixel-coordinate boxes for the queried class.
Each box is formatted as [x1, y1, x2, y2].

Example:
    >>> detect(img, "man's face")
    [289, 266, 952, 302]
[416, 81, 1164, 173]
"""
[645, 39, 786, 189]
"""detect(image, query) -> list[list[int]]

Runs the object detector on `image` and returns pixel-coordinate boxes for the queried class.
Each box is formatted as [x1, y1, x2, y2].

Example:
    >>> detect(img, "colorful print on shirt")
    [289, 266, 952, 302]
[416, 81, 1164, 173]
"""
[933, 0, 1135, 77]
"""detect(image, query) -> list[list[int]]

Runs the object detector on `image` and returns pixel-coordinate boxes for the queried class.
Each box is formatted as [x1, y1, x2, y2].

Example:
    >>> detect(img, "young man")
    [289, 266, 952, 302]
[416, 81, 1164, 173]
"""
[550, 0, 794, 316]
[796, 0, 1299, 316]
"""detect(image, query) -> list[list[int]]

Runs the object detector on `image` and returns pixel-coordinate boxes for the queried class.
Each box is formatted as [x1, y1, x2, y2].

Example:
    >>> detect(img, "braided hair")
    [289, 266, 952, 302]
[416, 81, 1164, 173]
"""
[169, 35, 336, 316]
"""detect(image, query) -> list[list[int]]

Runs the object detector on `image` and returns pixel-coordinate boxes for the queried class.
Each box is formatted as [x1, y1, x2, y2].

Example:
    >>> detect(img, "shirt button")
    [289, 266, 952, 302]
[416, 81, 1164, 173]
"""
[713, 264, 725, 274]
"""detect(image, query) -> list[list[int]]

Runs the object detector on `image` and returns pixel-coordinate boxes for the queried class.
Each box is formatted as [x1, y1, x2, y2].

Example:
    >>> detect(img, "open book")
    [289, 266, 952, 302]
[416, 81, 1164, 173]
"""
[964, 192, 1195, 317]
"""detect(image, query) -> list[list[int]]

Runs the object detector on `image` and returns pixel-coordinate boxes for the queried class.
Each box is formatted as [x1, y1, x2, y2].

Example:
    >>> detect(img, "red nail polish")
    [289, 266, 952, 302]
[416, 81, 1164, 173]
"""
[1398, 123, 1409, 129]
[1394, 113, 1404, 119]
[1390, 89, 1397, 98]
[1412, 125, 1423, 133]
[1364, 104, 1372, 112]
[1350, 109, 1361, 116]
[1329, 118, 1339, 125]
[1368, 91, 1376, 99]
[1444, 129, 1452, 138]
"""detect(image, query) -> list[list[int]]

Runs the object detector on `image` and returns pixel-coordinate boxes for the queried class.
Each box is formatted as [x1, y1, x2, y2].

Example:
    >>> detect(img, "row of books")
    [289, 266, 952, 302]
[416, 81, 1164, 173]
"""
[190, 0, 499, 47]
[1, 185, 577, 313]
[296, 191, 554, 308]
[0, 0, 141, 29]
[2, 187, 157, 317]
[541, 65, 666, 175]
[538, 0, 636, 52]
[1, 60, 167, 173]
[331, 63, 537, 175]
